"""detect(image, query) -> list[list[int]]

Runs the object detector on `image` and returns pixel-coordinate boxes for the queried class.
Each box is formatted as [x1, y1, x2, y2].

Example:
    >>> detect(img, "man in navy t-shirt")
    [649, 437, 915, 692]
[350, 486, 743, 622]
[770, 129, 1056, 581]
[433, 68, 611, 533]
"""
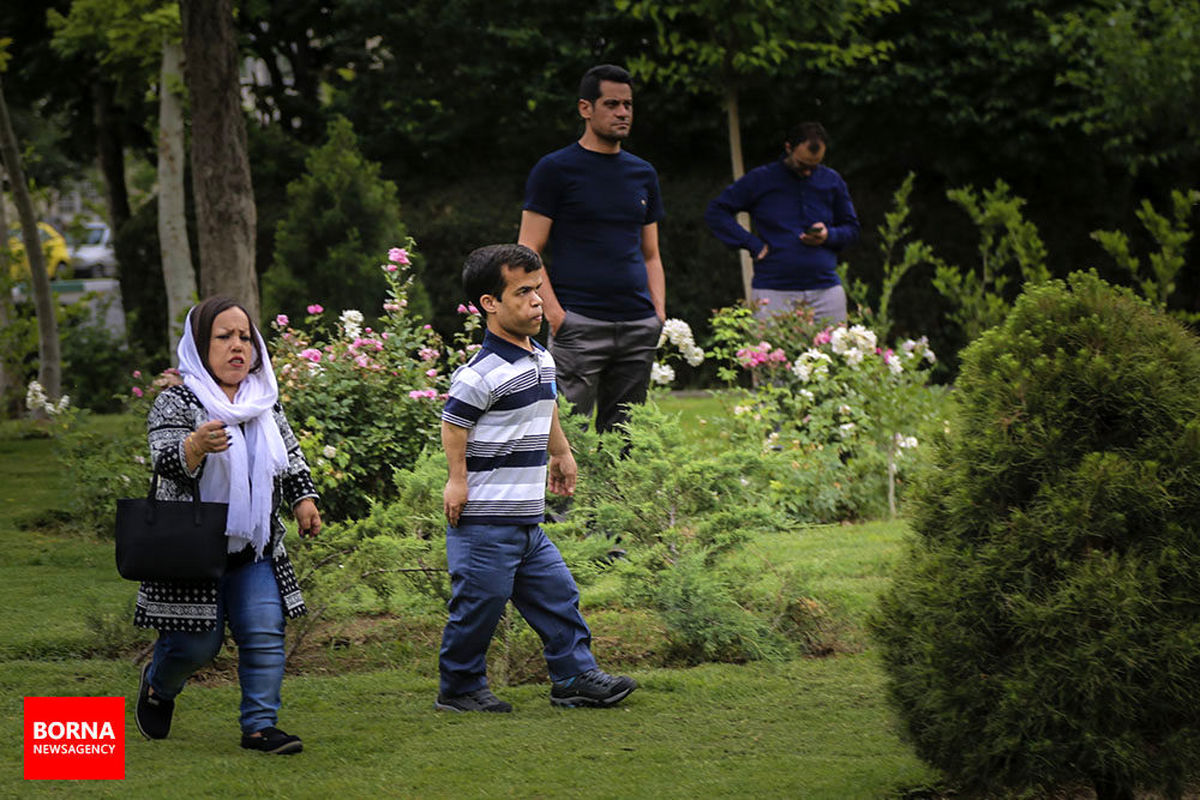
[518, 64, 666, 433]
[705, 122, 860, 322]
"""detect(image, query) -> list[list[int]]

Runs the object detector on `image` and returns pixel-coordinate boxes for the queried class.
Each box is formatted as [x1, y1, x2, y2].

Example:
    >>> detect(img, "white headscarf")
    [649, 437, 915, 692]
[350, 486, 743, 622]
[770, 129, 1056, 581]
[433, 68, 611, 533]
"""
[177, 305, 289, 558]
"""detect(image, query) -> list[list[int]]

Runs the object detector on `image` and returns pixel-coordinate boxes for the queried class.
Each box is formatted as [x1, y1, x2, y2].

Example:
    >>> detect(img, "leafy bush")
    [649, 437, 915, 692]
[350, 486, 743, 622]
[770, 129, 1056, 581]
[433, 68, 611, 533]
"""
[709, 303, 943, 518]
[263, 115, 429, 324]
[270, 249, 452, 520]
[873, 272, 1200, 798]
[51, 368, 168, 535]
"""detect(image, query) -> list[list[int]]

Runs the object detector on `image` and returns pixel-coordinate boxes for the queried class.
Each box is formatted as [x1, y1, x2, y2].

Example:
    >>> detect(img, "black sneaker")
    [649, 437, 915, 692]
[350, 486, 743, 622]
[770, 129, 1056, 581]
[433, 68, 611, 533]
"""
[241, 726, 303, 755]
[434, 687, 513, 713]
[135, 662, 174, 740]
[550, 669, 637, 708]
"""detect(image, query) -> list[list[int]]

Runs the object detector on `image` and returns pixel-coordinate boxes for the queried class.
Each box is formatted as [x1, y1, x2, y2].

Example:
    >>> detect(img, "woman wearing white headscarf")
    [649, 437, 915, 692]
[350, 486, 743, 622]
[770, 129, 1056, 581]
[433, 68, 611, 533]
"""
[133, 296, 322, 755]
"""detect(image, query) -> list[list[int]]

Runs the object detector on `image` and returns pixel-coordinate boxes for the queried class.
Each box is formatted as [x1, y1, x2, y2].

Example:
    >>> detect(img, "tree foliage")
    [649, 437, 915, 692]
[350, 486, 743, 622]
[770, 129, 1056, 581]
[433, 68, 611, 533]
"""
[875, 272, 1200, 798]
[263, 116, 419, 324]
[1048, 0, 1200, 172]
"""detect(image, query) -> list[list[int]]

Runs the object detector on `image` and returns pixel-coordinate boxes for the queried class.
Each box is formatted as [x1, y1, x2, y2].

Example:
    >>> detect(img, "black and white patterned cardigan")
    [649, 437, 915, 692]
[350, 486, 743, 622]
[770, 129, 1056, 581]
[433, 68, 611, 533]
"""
[134, 384, 318, 632]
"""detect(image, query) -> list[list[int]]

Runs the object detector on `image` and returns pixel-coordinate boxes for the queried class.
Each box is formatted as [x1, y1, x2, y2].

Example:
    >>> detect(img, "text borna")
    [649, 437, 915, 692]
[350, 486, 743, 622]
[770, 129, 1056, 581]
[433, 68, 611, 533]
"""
[32, 721, 117, 740]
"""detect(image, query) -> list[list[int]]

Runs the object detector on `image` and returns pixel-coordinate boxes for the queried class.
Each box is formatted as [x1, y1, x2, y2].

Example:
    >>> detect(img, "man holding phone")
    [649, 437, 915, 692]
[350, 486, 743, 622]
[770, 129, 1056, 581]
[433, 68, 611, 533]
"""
[704, 122, 860, 322]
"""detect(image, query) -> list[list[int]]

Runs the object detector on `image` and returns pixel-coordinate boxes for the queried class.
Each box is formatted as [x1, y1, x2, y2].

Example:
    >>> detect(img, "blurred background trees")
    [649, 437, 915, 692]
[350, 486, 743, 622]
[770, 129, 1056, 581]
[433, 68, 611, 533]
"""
[2, 0, 1198, 387]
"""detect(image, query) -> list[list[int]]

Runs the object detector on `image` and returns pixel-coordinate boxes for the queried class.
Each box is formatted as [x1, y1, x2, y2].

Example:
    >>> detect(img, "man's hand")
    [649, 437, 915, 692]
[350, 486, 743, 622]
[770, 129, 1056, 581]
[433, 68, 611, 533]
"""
[294, 498, 322, 539]
[444, 478, 468, 527]
[756, 244, 770, 261]
[546, 304, 567, 335]
[547, 451, 577, 496]
[800, 222, 828, 246]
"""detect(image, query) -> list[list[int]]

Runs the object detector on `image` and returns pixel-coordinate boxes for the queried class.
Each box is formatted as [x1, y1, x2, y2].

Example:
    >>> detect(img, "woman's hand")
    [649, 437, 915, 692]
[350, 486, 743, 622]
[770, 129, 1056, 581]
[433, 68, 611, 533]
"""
[294, 498, 321, 538]
[184, 420, 230, 470]
[188, 420, 230, 454]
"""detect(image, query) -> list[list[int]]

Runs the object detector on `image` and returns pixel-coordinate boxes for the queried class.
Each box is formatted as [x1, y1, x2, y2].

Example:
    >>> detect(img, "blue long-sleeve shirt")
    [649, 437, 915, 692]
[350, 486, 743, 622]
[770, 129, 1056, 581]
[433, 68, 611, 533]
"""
[705, 159, 860, 291]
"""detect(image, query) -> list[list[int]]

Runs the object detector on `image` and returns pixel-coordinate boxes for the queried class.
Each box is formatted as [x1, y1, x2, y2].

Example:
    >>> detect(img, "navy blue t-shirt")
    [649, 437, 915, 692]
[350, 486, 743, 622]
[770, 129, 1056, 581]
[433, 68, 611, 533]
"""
[523, 143, 665, 321]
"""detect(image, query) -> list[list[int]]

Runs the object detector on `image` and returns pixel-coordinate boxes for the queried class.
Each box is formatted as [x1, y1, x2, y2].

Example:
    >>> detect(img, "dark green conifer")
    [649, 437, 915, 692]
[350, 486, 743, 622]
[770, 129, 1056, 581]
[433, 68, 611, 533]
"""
[874, 272, 1200, 799]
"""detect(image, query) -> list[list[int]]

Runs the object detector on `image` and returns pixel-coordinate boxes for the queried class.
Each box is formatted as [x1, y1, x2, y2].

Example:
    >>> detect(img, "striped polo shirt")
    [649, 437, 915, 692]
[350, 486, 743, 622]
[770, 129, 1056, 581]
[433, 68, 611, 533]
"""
[441, 330, 557, 525]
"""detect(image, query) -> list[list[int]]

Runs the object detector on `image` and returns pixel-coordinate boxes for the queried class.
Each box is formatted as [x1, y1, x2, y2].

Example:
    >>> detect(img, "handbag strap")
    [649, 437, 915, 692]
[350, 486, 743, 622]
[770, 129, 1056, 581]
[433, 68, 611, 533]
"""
[144, 468, 206, 526]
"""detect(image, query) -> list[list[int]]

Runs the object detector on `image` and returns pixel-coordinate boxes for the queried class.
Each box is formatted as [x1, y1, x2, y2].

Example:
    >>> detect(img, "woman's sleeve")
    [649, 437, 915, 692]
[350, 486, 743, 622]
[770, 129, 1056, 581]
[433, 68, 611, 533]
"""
[274, 403, 319, 509]
[147, 387, 203, 481]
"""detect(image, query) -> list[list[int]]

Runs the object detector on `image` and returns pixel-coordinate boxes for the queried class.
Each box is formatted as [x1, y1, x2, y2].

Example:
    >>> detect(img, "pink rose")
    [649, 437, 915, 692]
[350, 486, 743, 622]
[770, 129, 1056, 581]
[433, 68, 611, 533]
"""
[132, 370, 142, 379]
[307, 304, 324, 314]
[131, 386, 144, 398]
[299, 348, 322, 363]
[388, 247, 411, 265]
[276, 314, 289, 327]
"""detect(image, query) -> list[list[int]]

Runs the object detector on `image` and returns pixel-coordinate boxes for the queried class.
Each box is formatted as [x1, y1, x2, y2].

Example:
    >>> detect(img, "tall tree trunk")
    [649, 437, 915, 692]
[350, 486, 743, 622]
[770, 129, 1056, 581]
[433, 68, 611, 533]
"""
[93, 79, 130, 233]
[0, 179, 16, 416]
[725, 86, 755, 305]
[93, 78, 134, 326]
[180, 0, 259, 321]
[0, 76, 62, 405]
[157, 37, 196, 357]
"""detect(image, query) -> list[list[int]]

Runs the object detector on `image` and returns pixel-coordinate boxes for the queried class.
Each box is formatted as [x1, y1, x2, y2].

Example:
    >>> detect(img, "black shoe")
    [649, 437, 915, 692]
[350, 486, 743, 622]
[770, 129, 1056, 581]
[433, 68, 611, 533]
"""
[241, 726, 303, 755]
[550, 669, 637, 708]
[434, 688, 513, 713]
[135, 662, 174, 740]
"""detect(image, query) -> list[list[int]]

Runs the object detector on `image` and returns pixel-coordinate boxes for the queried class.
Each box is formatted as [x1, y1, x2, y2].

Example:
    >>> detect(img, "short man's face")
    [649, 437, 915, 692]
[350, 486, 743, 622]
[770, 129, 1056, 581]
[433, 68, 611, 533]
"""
[784, 138, 826, 178]
[485, 265, 544, 339]
[579, 80, 633, 142]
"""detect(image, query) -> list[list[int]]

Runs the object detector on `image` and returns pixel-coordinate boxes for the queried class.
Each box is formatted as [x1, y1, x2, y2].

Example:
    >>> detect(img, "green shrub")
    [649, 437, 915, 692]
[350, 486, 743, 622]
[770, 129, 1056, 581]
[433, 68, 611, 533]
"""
[263, 115, 429, 324]
[873, 272, 1200, 799]
[270, 252, 448, 520]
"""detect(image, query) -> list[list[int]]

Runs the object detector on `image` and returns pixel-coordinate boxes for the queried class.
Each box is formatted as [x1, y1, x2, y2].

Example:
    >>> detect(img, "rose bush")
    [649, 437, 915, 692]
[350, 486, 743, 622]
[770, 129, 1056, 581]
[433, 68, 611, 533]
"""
[709, 302, 945, 517]
[270, 240, 464, 521]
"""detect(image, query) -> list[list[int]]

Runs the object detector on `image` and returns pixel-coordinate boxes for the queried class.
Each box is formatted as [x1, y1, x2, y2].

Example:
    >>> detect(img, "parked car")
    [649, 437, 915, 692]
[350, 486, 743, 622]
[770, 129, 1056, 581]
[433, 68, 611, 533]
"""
[6, 221, 71, 281]
[68, 221, 117, 278]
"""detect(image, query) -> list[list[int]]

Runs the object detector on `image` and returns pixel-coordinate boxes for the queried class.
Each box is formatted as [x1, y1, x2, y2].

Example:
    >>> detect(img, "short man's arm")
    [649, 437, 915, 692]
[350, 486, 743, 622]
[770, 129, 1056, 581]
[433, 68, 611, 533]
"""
[703, 176, 766, 259]
[547, 404, 577, 497]
[442, 420, 470, 526]
[641, 222, 666, 322]
[518, 210, 568, 334]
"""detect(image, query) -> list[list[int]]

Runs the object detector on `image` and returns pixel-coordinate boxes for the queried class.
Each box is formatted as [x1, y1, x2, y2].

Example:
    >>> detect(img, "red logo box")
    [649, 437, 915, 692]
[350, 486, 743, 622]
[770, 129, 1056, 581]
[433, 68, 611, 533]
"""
[24, 697, 125, 780]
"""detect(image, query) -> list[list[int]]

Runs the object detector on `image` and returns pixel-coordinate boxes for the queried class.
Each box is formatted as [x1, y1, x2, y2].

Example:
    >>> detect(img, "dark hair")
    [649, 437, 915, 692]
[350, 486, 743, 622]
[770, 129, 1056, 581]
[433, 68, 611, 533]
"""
[190, 296, 264, 381]
[579, 64, 633, 103]
[785, 122, 828, 151]
[462, 244, 543, 314]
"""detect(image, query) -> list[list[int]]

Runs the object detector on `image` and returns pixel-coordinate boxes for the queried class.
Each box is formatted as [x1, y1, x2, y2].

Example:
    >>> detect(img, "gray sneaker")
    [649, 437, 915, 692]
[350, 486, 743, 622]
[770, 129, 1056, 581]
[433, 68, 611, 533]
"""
[550, 669, 637, 708]
[434, 687, 513, 712]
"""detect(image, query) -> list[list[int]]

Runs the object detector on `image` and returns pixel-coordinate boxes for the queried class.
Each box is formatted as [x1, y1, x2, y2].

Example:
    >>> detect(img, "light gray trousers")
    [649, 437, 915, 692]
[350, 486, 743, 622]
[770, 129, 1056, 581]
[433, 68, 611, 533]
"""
[752, 285, 848, 324]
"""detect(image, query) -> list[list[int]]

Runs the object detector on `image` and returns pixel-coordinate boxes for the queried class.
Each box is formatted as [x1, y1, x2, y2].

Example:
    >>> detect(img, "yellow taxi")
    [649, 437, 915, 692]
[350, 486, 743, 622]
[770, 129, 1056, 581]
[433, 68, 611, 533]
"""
[6, 221, 72, 281]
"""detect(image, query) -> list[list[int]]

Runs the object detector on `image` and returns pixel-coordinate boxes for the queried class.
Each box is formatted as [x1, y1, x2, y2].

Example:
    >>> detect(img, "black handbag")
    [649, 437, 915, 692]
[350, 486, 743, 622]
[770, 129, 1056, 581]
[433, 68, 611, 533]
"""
[114, 471, 229, 581]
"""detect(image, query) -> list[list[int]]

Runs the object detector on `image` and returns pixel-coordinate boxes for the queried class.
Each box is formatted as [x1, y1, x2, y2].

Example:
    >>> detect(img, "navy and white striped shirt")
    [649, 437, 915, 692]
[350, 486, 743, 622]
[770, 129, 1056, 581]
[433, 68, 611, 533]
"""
[442, 331, 557, 525]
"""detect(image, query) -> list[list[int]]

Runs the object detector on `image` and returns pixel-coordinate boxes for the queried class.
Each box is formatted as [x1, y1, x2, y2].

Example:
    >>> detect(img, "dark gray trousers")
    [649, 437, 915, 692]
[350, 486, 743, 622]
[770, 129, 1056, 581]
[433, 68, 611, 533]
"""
[549, 310, 662, 433]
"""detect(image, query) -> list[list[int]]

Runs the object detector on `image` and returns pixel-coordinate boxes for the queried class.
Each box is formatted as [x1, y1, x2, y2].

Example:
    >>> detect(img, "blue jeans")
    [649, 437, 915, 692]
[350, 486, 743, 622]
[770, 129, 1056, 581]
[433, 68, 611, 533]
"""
[147, 557, 286, 734]
[439, 523, 597, 696]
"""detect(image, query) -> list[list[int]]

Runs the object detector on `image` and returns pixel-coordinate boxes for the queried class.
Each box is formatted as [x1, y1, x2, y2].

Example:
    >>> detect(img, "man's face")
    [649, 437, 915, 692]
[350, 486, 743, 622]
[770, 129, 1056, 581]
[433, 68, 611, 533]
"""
[579, 80, 633, 142]
[485, 266, 544, 340]
[784, 138, 826, 178]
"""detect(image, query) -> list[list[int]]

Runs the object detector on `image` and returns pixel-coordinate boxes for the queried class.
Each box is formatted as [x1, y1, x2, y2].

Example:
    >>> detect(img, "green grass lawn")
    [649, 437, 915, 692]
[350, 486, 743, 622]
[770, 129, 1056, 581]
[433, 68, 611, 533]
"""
[0, 409, 940, 798]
